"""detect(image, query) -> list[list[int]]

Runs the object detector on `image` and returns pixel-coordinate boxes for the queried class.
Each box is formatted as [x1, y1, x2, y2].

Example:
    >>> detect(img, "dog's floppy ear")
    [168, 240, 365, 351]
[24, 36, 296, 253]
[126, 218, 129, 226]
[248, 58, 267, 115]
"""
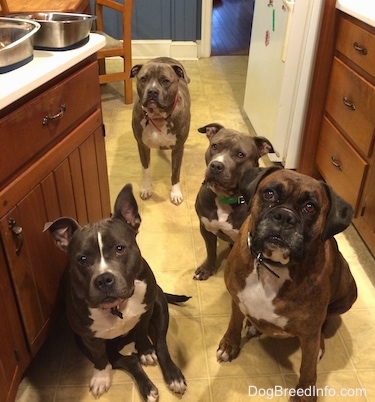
[43, 217, 80, 252]
[254, 136, 279, 157]
[240, 166, 282, 205]
[171, 64, 190, 84]
[113, 183, 141, 232]
[198, 123, 224, 139]
[130, 64, 143, 78]
[321, 183, 353, 241]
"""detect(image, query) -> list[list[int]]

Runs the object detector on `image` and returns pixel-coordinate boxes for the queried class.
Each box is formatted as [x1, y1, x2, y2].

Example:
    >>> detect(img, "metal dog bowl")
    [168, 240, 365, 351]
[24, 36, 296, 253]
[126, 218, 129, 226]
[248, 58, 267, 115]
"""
[0, 17, 40, 73]
[11, 12, 96, 51]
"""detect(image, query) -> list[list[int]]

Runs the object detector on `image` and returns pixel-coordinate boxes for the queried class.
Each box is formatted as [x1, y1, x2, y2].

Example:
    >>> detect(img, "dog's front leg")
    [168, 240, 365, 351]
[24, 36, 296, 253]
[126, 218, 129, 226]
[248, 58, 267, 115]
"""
[136, 141, 152, 200]
[291, 331, 322, 402]
[78, 336, 112, 398]
[194, 222, 218, 280]
[170, 146, 184, 205]
[135, 308, 158, 366]
[217, 299, 245, 362]
[110, 351, 159, 402]
[150, 288, 187, 394]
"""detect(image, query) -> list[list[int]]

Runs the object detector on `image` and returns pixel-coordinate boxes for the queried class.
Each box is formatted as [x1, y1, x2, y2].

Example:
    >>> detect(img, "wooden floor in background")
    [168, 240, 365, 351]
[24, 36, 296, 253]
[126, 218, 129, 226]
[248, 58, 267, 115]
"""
[211, 0, 254, 56]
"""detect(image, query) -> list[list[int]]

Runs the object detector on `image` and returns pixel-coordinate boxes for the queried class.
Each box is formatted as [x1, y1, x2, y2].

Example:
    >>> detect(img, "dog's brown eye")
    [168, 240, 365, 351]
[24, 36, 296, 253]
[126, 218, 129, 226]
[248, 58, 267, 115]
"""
[116, 245, 126, 254]
[303, 203, 316, 214]
[78, 255, 88, 266]
[162, 78, 170, 85]
[211, 143, 218, 150]
[237, 151, 245, 158]
[263, 189, 275, 200]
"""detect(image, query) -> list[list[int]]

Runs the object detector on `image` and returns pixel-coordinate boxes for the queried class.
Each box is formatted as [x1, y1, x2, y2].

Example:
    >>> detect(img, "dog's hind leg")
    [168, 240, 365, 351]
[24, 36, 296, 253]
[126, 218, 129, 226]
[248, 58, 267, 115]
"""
[110, 352, 159, 402]
[150, 288, 187, 394]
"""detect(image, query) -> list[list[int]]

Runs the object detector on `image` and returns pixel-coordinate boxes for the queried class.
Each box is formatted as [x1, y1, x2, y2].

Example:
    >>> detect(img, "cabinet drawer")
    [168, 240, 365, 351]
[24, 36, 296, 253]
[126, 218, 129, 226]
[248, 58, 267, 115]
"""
[316, 117, 367, 210]
[0, 61, 100, 186]
[325, 57, 375, 157]
[336, 14, 375, 78]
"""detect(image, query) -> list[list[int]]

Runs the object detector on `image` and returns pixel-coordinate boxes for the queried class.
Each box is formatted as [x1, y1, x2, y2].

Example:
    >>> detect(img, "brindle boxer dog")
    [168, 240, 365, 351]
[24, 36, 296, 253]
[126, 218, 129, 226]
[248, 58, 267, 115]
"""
[217, 167, 357, 402]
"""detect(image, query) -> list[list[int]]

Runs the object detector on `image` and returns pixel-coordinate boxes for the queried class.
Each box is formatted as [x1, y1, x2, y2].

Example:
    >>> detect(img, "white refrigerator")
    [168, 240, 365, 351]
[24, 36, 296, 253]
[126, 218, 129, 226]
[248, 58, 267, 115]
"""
[243, 0, 324, 168]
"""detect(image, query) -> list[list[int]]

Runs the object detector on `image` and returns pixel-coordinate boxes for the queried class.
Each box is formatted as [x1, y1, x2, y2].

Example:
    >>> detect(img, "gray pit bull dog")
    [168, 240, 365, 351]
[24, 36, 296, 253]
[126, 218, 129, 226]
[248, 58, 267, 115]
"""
[44, 184, 189, 401]
[131, 57, 191, 205]
[194, 123, 276, 280]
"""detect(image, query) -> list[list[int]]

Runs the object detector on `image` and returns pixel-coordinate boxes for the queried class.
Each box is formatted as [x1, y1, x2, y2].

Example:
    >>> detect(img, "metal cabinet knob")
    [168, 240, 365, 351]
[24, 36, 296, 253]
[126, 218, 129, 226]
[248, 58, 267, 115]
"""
[8, 218, 24, 255]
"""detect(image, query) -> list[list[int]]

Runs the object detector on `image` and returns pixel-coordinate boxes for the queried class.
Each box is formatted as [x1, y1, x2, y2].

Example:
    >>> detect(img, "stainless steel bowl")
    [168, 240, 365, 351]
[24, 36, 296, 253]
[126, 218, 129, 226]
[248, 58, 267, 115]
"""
[12, 12, 96, 50]
[0, 18, 40, 73]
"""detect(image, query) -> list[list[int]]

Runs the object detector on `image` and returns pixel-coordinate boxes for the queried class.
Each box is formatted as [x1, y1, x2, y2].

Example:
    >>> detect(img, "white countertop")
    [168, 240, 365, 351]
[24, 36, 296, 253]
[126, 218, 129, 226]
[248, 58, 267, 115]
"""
[336, 0, 375, 28]
[0, 33, 105, 110]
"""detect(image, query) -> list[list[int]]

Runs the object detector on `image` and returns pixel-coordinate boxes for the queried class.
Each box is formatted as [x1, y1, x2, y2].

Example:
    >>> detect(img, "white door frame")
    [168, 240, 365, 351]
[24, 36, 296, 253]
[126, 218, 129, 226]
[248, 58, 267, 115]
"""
[200, 0, 213, 57]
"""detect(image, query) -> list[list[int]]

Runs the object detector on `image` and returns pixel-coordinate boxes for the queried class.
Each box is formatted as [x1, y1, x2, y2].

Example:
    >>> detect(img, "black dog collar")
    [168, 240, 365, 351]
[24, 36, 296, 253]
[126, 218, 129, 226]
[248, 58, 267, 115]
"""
[111, 306, 123, 319]
[247, 232, 290, 279]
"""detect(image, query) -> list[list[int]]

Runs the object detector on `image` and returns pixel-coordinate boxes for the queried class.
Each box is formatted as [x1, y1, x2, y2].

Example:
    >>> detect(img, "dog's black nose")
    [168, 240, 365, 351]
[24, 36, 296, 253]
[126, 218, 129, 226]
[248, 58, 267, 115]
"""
[271, 208, 297, 228]
[147, 88, 159, 98]
[94, 272, 115, 291]
[210, 161, 224, 175]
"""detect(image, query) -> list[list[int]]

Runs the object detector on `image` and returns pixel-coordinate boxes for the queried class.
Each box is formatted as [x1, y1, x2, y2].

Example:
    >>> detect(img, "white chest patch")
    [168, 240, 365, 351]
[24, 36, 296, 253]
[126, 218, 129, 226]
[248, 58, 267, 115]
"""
[89, 280, 147, 339]
[141, 117, 176, 149]
[201, 199, 238, 241]
[237, 262, 290, 329]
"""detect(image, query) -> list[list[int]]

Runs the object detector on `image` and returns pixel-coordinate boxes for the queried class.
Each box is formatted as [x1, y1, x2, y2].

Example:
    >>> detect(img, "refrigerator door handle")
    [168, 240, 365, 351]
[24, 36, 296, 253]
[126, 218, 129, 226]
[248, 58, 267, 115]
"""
[281, 0, 295, 62]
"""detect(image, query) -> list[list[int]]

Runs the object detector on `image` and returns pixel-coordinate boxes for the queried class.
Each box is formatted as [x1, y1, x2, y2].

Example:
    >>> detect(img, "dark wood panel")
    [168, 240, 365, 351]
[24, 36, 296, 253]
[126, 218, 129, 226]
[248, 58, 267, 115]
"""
[69, 149, 89, 225]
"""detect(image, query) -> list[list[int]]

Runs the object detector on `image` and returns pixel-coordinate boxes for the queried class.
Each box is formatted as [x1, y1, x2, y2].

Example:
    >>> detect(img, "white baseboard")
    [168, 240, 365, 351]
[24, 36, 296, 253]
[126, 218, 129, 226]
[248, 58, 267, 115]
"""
[131, 40, 200, 60]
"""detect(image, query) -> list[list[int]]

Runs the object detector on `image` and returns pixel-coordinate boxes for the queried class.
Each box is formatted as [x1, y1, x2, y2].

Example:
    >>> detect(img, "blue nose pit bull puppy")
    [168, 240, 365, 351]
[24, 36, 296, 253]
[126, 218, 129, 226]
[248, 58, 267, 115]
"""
[194, 123, 276, 280]
[45, 184, 189, 401]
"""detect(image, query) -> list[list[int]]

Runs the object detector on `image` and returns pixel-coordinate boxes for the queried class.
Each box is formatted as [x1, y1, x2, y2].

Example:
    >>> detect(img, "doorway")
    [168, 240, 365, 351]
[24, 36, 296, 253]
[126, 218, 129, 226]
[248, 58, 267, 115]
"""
[211, 0, 255, 56]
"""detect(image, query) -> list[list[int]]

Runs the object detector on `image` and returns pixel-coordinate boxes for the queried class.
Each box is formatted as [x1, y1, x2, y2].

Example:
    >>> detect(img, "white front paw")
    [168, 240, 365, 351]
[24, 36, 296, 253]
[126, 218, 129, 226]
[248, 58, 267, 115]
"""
[140, 168, 152, 199]
[89, 363, 112, 398]
[170, 183, 183, 205]
[140, 351, 158, 366]
[140, 185, 152, 200]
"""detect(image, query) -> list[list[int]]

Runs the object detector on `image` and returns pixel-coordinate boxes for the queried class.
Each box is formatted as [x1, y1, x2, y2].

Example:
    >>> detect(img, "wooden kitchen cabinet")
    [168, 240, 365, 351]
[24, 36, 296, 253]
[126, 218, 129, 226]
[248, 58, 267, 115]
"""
[0, 241, 29, 402]
[298, 5, 375, 257]
[0, 54, 111, 399]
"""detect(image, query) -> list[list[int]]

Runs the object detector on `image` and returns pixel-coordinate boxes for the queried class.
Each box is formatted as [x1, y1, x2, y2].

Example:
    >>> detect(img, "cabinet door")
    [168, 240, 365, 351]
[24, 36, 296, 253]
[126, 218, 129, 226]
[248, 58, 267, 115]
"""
[0, 242, 30, 402]
[354, 164, 375, 256]
[0, 127, 111, 355]
[0, 189, 67, 355]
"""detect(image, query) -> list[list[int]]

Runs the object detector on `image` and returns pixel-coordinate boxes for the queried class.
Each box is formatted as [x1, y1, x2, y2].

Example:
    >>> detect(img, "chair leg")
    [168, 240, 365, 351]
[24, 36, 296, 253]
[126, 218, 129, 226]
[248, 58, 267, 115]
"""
[124, 78, 133, 104]
[98, 59, 106, 76]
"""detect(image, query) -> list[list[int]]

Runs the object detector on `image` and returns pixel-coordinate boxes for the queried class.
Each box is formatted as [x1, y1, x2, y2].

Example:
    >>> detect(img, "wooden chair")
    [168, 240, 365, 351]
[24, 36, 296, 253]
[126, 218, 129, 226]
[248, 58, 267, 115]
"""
[0, 0, 91, 15]
[95, 0, 134, 104]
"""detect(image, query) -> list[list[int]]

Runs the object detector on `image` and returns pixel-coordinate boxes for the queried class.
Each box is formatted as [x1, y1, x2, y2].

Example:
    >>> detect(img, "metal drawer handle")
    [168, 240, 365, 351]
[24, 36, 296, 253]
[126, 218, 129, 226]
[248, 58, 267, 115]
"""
[331, 156, 343, 171]
[8, 218, 24, 255]
[353, 42, 367, 55]
[343, 97, 356, 111]
[42, 104, 66, 126]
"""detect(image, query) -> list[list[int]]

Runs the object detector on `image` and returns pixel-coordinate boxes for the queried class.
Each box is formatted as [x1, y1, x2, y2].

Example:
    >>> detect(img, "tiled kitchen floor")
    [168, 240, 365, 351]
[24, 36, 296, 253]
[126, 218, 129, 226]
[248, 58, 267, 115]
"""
[16, 56, 375, 401]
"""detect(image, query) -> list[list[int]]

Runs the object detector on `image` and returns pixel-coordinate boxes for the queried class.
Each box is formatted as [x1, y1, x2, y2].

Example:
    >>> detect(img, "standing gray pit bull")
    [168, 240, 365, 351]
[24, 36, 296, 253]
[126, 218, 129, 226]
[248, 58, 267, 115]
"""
[131, 57, 191, 205]
[194, 123, 275, 280]
[44, 184, 189, 401]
